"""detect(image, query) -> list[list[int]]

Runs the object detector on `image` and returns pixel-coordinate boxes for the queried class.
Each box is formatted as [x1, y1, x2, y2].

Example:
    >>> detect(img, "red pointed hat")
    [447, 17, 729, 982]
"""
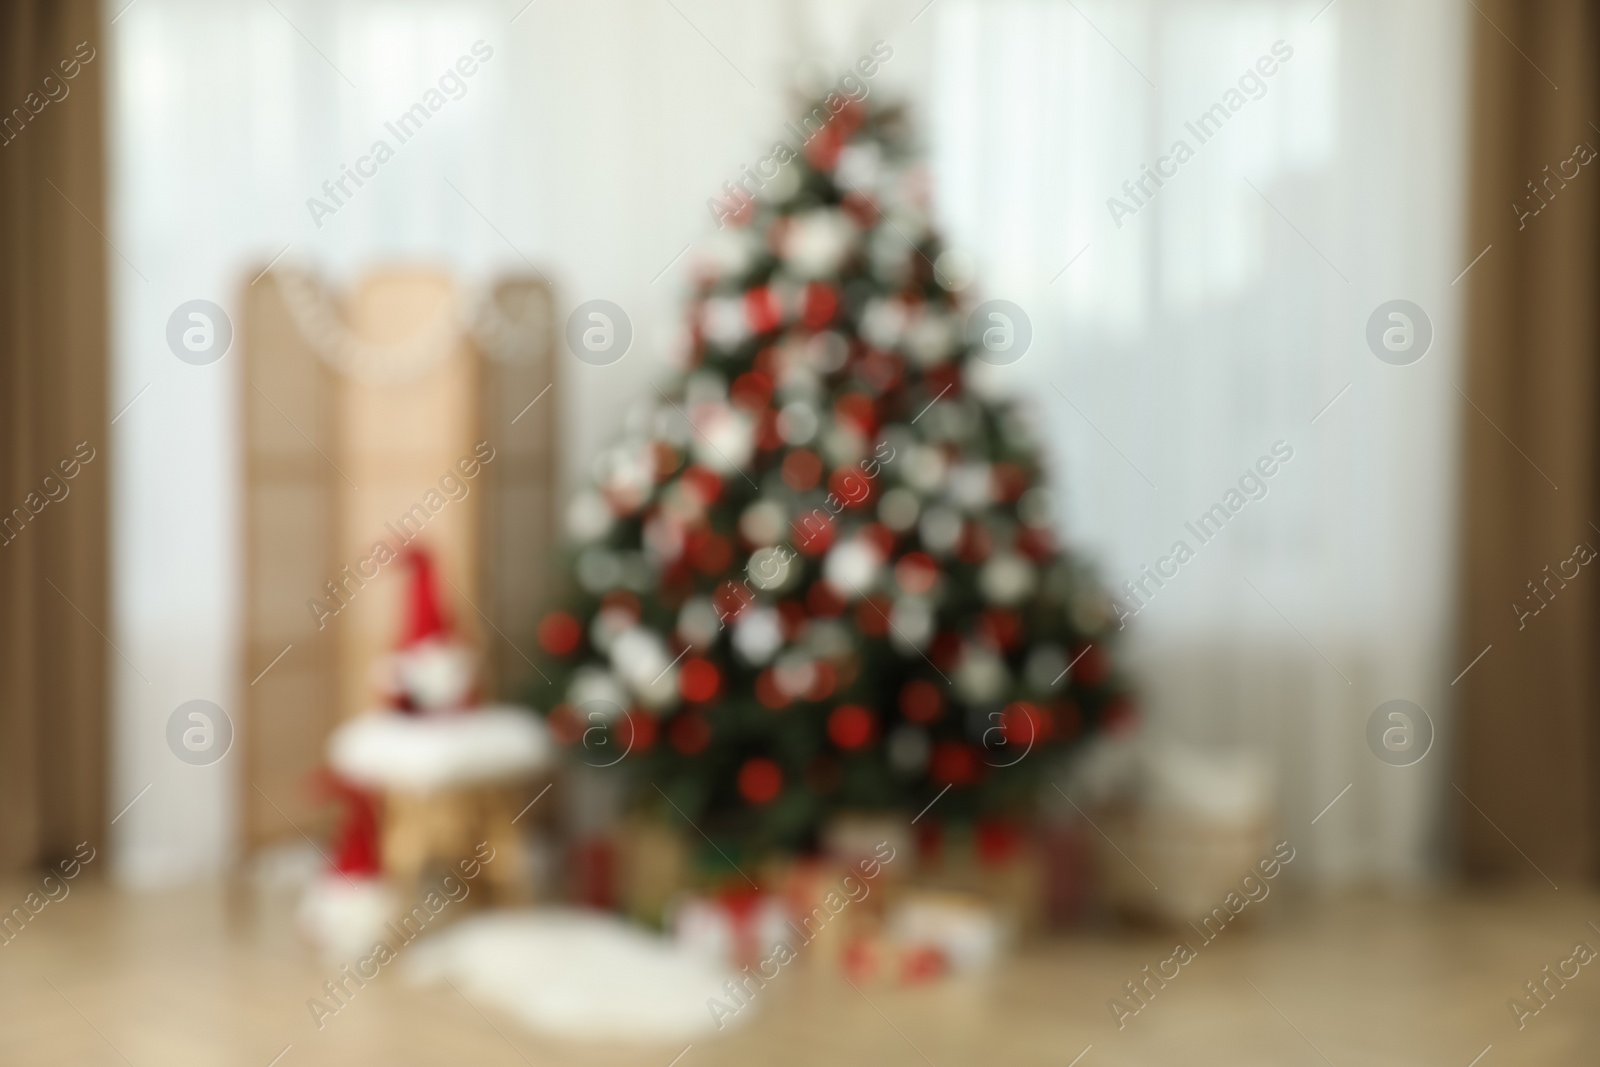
[400, 546, 451, 646]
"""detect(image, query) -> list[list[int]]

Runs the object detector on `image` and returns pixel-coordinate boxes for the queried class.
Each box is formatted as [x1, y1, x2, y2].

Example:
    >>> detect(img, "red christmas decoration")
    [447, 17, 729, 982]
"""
[537, 611, 582, 656]
[313, 769, 381, 878]
[624, 709, 658, 753]
[827, 704, 876, 750]
[801, 283, 839, 329]
[679, 658, 722, 703]
[895, 552, 939, 595]
[400, 547, 450, 644]
[781, 449, 823, 492]
[738, 758, 784, 804]
[669, 713, 712, 755]
[929, 741, 979, 786]
[731, 370, 774, 411]
[900, 679, 944, 724]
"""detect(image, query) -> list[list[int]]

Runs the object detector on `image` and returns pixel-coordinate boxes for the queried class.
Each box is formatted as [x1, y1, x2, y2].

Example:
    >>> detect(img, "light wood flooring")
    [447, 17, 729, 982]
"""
[0, 877, 1597, 1065]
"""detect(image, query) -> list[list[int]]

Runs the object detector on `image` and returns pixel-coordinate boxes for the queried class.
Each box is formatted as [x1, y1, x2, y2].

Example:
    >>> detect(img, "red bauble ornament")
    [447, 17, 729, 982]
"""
[979, 608, 1022, 651]
[929, 741, 979, 786]
[601, 589, 642, 619]
[801, 283, 839, 329]
[679, 658, 722, 703]
[793, 513, 835, 556]
[804, 122, 844, 170]
[894, 552, 938, 596]
[669, 712, 712, 754]
[745, 287, 784, 334]
[958, 521, 993, 563]
[999, 702, 1042, 745]
[680, 465, 723, 505]
[738, 758, 783, 804]
[900, 679, 944, 723]
[782, 449, 823, 492]
[624, 709, 658, 753]
[537, 611, 582, 656]
[714, 580, 754, 625]
[854, 596, 892, 638]
[859, 522, 896, 557]
[756, 408, 784, 451]
[1072, 643, 1109, 687]
[992, 462, 1028, 502]
[755, 669, 790, 709]
[688, 530, 733, 574]
[828, 466, 875, 509]
[806, 661, 837, 702]
[929, 631, 963, 671]
[827, 704, 876, 750]
[731, 370, 774, 411]
[807, 580, 846, 617]
[834, 393, 877, 437]
[547, 703, 582, 745]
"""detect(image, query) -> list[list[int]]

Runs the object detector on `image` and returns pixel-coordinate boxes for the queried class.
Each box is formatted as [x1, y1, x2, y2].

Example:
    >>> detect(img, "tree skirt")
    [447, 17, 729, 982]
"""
[406, 910, 739, 1041]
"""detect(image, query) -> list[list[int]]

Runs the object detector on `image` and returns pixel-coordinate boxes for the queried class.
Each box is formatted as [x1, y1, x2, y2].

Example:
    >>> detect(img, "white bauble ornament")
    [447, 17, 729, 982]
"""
[902, 445, 947, 494]
[747, 546, 797, 593]
[676, 597, 724, 649]
[732, 606, 785, 666]
[888, 725, 931, 775]
[980, 552, 1036, 606]
[947, 462, 995, 510]
[879, 487, 921, 533]
[567, 666, 628, 714]
[889, 597, 935, 655]
[689, 404, 754, 474]
[567, 490, 613, 543]
[954, 644, 1009, 705]
[701, 296, 750, 349]
[824, 539, 883, 598]
[776, 401, 819, 445]
[860, 299, 907, 348]
[918, 505, 964, 556]
[782, 209, 857, 278]
[739, 500, 787, 547]
[610, 628, 678, 710]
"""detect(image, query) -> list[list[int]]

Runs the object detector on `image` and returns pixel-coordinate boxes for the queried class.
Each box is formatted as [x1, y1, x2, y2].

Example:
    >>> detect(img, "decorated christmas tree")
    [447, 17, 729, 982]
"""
[535, 97, 1132, 856]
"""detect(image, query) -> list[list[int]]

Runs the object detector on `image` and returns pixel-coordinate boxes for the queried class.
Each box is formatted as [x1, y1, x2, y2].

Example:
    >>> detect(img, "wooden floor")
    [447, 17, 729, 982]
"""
[0, 877, 1597, 1065]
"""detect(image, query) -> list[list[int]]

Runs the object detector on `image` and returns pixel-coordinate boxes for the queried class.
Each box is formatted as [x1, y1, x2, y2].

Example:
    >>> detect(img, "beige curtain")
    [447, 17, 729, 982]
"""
[0, 0, 108, 872]
[1458, 0, 1600, 881]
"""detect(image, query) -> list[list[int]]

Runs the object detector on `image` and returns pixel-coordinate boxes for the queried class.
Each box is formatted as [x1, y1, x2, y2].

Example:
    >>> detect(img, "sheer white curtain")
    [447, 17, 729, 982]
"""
[109, 0, 1466, 886]
[923, 0, 1470, 886]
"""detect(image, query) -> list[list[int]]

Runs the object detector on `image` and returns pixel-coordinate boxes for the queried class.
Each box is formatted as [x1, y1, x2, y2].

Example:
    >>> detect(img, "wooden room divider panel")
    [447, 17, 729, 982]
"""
[477, 277, 559, 706]
[240, 269, 557, 850]
[241, 272, 342, 847]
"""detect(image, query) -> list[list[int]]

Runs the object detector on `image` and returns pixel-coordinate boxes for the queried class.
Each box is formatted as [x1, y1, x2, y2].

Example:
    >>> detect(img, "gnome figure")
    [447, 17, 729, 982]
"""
[296, 769, 396, 962]
[380, 547, 478, 714]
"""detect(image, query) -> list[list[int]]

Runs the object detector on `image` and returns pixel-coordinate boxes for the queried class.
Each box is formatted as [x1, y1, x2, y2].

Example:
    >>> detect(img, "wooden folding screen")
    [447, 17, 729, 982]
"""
[478, 277, 559, 705]
[239, 269, 557, 848]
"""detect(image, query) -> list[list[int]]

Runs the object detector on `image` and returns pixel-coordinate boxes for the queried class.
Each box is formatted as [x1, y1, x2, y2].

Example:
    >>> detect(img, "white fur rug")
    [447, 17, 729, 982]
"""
[406, 910, 738, 1042]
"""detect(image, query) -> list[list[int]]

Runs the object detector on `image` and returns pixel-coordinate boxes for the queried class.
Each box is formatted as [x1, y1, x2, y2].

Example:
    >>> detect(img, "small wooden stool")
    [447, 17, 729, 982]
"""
[328, 706, 553, 905]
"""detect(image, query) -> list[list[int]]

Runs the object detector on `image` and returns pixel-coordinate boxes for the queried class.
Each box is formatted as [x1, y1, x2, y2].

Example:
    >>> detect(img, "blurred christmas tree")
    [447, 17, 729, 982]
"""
[534, 97, 1133, 856]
